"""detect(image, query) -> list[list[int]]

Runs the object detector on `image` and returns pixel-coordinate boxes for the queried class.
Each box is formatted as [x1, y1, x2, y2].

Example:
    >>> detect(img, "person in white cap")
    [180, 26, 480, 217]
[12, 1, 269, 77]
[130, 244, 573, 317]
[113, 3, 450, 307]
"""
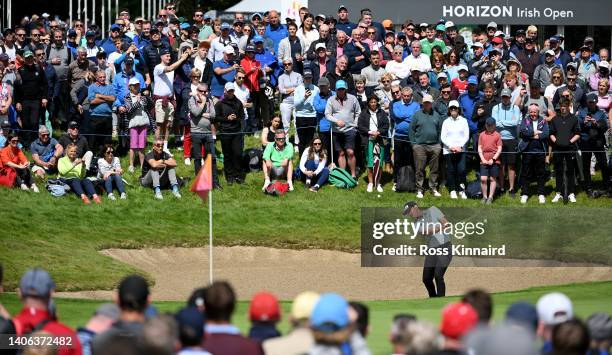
[536, 292, 573, 353]
[440, 100, 469, 199]
[533, 50, 563, 92]
[214, 81, 246, 185]
[486, 22, 498, 40]
[588, 61, 612, 93]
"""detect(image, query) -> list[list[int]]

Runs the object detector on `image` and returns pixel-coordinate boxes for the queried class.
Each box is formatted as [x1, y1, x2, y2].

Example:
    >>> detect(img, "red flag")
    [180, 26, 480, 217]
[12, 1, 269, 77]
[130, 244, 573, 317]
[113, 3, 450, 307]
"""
[190, 154, 212, 201]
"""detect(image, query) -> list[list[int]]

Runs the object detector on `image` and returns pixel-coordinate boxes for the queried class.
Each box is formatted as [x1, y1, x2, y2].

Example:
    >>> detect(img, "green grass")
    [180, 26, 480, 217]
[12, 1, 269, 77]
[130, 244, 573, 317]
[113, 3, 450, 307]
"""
[2, 281, 612, 354]
[0, 134, 611, 291]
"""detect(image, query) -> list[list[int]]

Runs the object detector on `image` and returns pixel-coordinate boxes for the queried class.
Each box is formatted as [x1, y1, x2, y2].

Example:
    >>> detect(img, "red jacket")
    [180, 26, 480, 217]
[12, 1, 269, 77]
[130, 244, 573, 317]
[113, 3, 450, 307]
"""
[13, 307, 83, 355]
[240, 56, 263, 92]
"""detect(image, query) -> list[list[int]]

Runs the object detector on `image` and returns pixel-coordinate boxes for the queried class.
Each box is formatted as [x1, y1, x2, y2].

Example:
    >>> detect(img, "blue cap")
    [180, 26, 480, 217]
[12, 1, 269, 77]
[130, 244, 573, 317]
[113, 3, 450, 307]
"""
[110, 24, 121, 31]
[180, 23, 190, 30]
[221, 22, 231, 30]
[310, 293, 349, 332]
[245, 44, 255, 52]
[485, 117, 496, 126]
[396, 32, 406, 38]
[175, 307, 205, 340]
[85, 30, 96, 37]
[159, 48, 171, 56]
[67, 29, 77, 37]
[505, 301, 538, 331]
[253, 35, 264, 43]
[335, 80, 348, 90]
[467, 75, 478, 85]
[20, 268, 56, 298]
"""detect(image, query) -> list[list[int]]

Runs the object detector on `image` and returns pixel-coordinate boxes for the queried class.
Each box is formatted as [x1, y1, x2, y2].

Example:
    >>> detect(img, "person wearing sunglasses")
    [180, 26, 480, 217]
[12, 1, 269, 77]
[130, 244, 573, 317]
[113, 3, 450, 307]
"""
[123, 77, 153, 173]
[296, 135, 329, 192]
[358, 95, 389, 193]
[97, 144, 127, 200]
[141, 138, 181, 199]
[262, 130, 294, 191]
[0, 133, 38, 191]
[59, 143, 102, 204]
[441, 100, 469, 200]
[214, 82, 245, 185]
[15, 50, 49, 148]
[188, 82, 220, 189]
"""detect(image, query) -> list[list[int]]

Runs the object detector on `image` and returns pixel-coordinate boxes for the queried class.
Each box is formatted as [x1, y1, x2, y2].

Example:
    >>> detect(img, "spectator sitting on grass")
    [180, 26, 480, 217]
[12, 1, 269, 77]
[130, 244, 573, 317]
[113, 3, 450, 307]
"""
[261, 116, 283, 148]
[97, 144, 127, 200]
[92, 275, 150, 353]
[58, 143, 102, 204]
[248, 291, 282, 342]
[263, 291, 319, 355]
[76, 303, 120, 355]
[12, 268, 83, 355]
[30, 125, 63, 179]
[202, 281, 263, 355]
[0, 133, 38, 192]
[140, 138, 182, 200]
[58, 121, 93, 171]
[297, 135, 329, 192]
[262, 130, 294, 191]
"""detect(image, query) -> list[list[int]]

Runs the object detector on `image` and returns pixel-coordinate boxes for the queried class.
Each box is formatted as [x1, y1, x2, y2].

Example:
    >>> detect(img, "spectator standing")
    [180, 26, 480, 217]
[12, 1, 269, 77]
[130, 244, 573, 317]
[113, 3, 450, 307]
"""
[293, 69, 319, 155]
[15, 50, 48, 147]
[518, 104, 549, 204]
[441, 100, 469, 199]
[492, 88, 521, 197]
[278, 58, 303, 141]
[87, 70, 116, 153]
[47, 30, 74, 128]
[515, 37, 541, 80]
[344, 29, 371, 75]
[240, 44, 265, 131]
[536, 292, 574, 354]
[404, 41, 431, 73]
[549, 98, 581, 203]
[313, 77, 335, 154]
[208, 23, 236, 62]
[335, 5, 356, 36]
[76, 303, 120, 355]
[123, 78, 153, 173]
[248, 292, 282, 342]
[214, 82, 245, 185]
[188, 83, 220, 188]
[175, 307, 212, 355]
[358, 95, 389, 193]
[478, 118, 502, 204]
[410, 94, 443, 198]
[211, 46, 239, 99]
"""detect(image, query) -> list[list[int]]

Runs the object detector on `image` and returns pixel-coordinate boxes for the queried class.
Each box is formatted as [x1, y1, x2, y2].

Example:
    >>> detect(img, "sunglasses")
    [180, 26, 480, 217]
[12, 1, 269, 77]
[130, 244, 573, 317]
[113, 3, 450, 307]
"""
[313, 142, 322, 145]
[197, 89, 208, 93]
[194, 14, 203, 17]
[275, 138, 286, 141]
[40, 133, 49, 137]
[381, 80, 390, 83]
[236, 76, 245, 79]
[442, 90, 451, 94]
[154, 143, 163, 147]
[105, 150, 113, 155]
[367, 31, 376, 35]
[31, 33, 40, 36]
[75, 24, 84, 27]
[567, 78, 576, 81]
[166, 6, 175, 9]
[392, 91, 400, 94]
[283, 63, 292, 66]
[359, 25, 367, 29]
[406, 28, 415, 31]
[16, 33, 26, 36]
[552, 76, 561, 79]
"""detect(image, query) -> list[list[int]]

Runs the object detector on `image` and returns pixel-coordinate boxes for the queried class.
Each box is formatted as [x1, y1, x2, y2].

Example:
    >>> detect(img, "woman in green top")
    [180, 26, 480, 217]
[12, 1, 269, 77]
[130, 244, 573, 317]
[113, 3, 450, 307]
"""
[58, 144, 101, 204]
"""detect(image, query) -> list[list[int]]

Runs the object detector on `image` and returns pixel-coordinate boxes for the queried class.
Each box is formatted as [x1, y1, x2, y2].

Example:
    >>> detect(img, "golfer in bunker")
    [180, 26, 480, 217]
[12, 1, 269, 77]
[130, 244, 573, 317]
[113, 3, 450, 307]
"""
[403, 201, 452, 298]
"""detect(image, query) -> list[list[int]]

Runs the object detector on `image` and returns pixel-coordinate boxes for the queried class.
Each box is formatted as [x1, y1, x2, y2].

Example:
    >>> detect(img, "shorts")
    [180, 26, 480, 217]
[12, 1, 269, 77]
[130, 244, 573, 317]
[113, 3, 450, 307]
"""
[155, 99, 175, 124]
[333, 130, 357, 152]
[480, 163, 500, 177]
[501, 139, 518, 165]
[130, 126, 148, 149]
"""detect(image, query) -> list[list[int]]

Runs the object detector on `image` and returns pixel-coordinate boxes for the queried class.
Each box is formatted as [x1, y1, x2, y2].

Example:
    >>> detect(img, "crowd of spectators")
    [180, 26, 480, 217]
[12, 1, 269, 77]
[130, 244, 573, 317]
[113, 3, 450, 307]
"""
[0, 6, 610, 202]
[1, 265, 611, 355]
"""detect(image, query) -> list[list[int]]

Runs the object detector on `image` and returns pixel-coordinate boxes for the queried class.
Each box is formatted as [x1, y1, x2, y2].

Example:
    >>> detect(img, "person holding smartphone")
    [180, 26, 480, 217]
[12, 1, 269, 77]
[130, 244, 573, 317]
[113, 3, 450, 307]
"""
[97, 144, 127, 200]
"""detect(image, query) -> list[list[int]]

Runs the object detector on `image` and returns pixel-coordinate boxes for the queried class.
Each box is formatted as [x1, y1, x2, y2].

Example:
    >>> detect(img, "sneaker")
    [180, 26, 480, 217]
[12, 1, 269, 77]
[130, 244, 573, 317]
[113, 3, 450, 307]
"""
[172, 190, 182, 199]
[184, 158, 191, 166]
[20, 183, 29, 191]
[520, 195, 528, 204]
[108, 193, 116, 201]
[486, 198, 493, 205]
[552, 193, 562, 203]
[481, 197, 487, 204]
[376, 184, 383, 193]
[568, 193, 576, 203]
[538, 195, 546, 204]
[305, 179, 311, 189]
[459, 191, 467, 200]
[128, 165, 135, 173]
[392, 183, 397, 192]
[30, 184, 39, 193]
[288, 182, 294, 191]
[366, 183, 373, 193]
[120, 192, 127, 199]
[93, 195, 102, 204]
[294, 146, 299, 153]
[82, 196, 91, 204]
[432, 189, 442, 197]
[262, 179, 270, 192]
[416, 191, 424, 199]
[309, 184, 320, 192]
[155, 191, 163, 200]
[508, 189, 516, 198]
[449, 190, 457, 199]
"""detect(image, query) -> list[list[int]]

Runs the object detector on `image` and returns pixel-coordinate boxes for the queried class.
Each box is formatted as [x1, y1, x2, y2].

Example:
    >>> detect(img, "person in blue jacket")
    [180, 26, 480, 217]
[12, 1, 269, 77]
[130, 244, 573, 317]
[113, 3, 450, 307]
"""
[518, 103, 549, 204]
[391, 86, 420, 189]
[458, 75, 483, 149]
[312, 77, 335, 160]
[264, 10, 288, 54]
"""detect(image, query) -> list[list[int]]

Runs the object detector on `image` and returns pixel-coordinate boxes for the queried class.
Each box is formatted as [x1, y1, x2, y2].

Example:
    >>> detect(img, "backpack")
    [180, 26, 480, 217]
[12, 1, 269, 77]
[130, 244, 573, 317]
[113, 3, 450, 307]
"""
[395, 166, 416, 192]
[242, 148, 263, 172]
[328, 168, 357, 189]
[465, 180, 483, 199]
[45, 179, 70, 197]
[265, 181, 289, 196]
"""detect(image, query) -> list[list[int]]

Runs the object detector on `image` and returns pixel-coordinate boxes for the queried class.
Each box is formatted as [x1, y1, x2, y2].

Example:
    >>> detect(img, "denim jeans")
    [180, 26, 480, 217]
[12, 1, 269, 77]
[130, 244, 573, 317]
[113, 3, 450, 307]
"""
[103, 174, 126, 194]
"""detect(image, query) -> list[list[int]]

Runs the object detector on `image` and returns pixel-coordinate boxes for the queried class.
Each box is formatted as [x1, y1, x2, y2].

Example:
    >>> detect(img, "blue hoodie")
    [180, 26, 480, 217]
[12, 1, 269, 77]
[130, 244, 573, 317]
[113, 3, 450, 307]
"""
[392, 100, 420, 137]
[314, 90, 336, 132]
[458, 90, 484, 132]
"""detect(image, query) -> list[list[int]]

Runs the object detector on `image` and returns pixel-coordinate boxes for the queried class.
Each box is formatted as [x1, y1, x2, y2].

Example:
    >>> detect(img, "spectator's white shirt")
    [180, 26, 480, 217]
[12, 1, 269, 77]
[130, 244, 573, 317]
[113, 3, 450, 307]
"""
[297, 28, 320, 50]
[440, 115, 469, 155]
[153, 63, 174, 96]
[385, 60, 410, 80]
[107, 51, 122, 69]
[233, 82, 250, 118]
[4, 46, 16, 61]
[403, 53, 432, 73]
[207, 36, 236, 62]
[544, 83, 563, 101]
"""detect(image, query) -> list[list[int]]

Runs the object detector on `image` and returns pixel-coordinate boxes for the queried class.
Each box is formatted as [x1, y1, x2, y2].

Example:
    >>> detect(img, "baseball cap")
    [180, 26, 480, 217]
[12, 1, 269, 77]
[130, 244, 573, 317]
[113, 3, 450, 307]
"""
[515, 29, 526, 37]
[291, 291, 320, 320]
[335, 80, 348, 90]
[86, 30, 96, 37]
[470, 324, 538, 355]
[303, 69, 313, 77]
[402, 201, 417, 215]
[471, 42, 483, 49]
[536, 292, 573, 325]
[110, 24, 121, 31]
[67, 29, 77, 37]
[491, 37, 503, 44]
[251, 13, 262, 21]
[19, 268, 56, 298]
[382, 19, 393, 29]
[124, 56, 135, 65]
[494, 30, 505, 38]
[233, 20, 244, 26]
[586, 312, 612, 341]
[584, 36, 594, 43]
[437, 72, 448, 79]
[396, 32, 406, 39]
[501, 88, 512, 97]
[422, 94, 434, 103]
[23, 50, 34, 58]
[549, 36, 559, 42]
[457, 64, 468, 72]
[223, 45, 235, 55]
[599, 61, 610, 70]
[337, 5, 348, 12]
[1, 120, 10, 129]
[159, 48, 171, 56]
[245, 44, 255, 52]
[580, 44, 591, 51]
[175, 307, 205, 340]
[180, 23, 190, 30]
[545, 49, 555, 56]
[253, 35, 264, 43]
[489, 48, 500, 55]
[586, 93, 598, 103]
[128, 77, 141, 86]
[467, 76, 478, 85]
[249, 292, 281, 322]
[68, 121, 80, 129]
[42, 12, 50, 18]
[220, 22, 231, 30]
[436, 24, 445, 32]
[311, 293, 349, 332]
[487, 21, 497, 29]
[95, 303, 120, 321]
[440, 302, 478, 339]
[149, 27, 160, 34]
[419, 23, 428, 28]
[224, 82, 236, 91]
[505, 301, 538, 331]
[445, 21, 455, 29]
[0, 53, 8, 62]
[315, 43, 326, 51]
[118, 275, 150, 308]
[485, 117, 496, 126]
[448, 100, 459, 108]
[318, 77, 330, 87]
